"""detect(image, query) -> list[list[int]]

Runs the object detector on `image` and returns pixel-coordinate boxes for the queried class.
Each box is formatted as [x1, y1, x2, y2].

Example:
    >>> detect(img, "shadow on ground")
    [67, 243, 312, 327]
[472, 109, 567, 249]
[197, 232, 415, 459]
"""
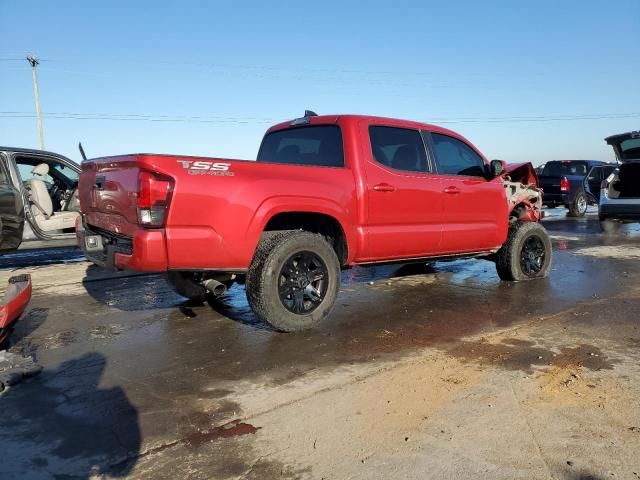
[0, 246, 84, 270]
[0, 352, 140, 478]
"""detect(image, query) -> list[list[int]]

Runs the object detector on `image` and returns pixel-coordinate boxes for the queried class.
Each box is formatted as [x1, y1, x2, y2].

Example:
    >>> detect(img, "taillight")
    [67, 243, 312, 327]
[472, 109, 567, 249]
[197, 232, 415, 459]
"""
[560, 177, 569, 192]
[137, 170, 174, 227]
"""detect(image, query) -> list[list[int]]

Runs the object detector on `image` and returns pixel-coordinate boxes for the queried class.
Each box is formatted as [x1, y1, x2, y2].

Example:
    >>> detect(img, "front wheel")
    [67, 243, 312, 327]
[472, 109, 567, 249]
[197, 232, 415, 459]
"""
[246, 230, 341, 332]
[496, 222, 552, 281]
[568, 191, 588, 217]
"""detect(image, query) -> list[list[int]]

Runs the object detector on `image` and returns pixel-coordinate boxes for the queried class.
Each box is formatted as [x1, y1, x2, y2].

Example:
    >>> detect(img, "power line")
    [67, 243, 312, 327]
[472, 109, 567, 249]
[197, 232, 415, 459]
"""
[0, 112, 278, 124]
[40, 56, 532, 78]
[0, 111, 279, 121]
[1, 111, 639, 125]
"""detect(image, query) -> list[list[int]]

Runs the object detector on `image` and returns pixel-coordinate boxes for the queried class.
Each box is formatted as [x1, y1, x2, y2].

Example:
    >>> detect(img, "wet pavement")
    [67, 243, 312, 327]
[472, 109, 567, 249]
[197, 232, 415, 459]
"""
[1, 210, 640, 479]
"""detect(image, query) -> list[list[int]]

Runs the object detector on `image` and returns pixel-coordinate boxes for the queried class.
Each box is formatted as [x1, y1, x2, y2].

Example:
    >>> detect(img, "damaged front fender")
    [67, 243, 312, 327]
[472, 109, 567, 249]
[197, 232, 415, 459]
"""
[495, 161, 543, 221]
[502, 162, 539, 186]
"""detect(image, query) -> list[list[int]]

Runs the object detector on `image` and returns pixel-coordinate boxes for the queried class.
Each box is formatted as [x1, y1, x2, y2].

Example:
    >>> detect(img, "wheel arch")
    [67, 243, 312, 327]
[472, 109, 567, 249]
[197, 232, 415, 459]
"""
[261, 210, 350, 265]
[510, 200, 542, 222]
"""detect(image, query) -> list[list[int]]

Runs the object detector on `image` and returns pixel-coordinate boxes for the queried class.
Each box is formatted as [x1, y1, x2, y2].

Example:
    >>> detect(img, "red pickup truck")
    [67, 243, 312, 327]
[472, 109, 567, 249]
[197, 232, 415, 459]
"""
[77, 112, 551, 331]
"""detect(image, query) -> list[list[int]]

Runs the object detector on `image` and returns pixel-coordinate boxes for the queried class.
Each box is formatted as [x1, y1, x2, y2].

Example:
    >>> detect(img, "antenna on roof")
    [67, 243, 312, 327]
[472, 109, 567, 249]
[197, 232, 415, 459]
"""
[78, 142, 88, 162]
[304, 110, 318, 117]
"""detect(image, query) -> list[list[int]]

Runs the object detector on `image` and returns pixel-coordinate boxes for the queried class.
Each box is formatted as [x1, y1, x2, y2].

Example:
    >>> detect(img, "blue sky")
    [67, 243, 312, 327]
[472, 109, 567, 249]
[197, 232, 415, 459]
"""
[1, 0, 638, 165]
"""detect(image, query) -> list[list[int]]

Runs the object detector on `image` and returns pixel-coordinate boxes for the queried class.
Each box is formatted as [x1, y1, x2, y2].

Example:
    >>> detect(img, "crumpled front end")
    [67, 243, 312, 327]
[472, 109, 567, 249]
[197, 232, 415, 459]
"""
[501, 162, 543, 222]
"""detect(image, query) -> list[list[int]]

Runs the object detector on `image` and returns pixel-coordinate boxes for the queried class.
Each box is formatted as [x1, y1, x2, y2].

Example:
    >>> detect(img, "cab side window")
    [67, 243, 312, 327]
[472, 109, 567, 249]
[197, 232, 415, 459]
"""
[431, 133, 486, 177]
[369, 126, 428, 173]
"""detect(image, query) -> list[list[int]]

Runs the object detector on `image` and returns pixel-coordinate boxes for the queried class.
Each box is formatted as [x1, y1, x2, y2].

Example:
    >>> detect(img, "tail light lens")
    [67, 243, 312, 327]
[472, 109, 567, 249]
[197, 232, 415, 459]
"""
[560, 177, 570, 192]
[137, 170, 174, 227]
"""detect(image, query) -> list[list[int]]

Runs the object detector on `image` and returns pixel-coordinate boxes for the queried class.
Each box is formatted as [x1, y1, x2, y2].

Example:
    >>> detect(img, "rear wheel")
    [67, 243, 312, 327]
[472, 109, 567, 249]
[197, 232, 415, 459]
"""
[496, 222, 552, 281]
[568, 191, 588, 217]
[246, 230, 340, 332]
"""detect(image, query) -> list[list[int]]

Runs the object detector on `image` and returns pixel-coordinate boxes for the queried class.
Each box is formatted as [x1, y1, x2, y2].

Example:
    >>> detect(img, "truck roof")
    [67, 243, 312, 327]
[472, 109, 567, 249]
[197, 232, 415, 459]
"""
[546, 159, 609, 165]
[267, 114, 467, 139]
[0, 146, 73, 158]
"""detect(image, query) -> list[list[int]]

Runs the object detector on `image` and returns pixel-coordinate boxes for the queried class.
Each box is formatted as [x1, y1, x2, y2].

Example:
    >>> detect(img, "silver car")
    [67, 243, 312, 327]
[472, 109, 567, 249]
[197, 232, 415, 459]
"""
[599, 131, 640, 233]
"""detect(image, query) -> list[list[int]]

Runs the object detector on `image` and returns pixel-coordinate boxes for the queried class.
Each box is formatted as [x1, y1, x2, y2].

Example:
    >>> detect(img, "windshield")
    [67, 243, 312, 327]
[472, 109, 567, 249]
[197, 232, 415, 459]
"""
[52, 163, 79, 183]
[541, 161, 588, 176]
[257, 125, 344, 167]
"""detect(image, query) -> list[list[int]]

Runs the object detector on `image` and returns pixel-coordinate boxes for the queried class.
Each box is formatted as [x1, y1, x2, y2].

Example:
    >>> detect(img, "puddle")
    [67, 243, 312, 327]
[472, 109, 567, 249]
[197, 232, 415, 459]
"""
[0, 247, 85, 270]
[184, 419, 260, 448]
[573, 245, 640, 259]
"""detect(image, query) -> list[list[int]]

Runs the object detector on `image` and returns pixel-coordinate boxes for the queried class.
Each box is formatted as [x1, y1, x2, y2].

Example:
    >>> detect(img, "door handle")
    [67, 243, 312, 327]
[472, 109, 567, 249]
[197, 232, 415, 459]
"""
[443, 186, 461, 194]
[373, 183, 396, 192]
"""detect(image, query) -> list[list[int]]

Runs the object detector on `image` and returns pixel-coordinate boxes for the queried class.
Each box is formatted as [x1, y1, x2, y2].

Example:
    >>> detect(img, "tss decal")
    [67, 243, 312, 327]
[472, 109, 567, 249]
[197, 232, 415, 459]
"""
[177, 160, 235, 176]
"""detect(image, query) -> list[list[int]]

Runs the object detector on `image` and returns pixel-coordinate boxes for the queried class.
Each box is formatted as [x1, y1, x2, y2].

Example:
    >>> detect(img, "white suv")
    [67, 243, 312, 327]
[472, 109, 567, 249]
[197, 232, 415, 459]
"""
[599, 131, 640, 233]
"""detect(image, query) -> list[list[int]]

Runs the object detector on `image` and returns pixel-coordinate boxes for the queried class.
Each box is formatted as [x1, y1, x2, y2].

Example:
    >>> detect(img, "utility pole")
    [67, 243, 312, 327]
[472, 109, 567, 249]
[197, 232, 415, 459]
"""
[26, 54, 45, 150]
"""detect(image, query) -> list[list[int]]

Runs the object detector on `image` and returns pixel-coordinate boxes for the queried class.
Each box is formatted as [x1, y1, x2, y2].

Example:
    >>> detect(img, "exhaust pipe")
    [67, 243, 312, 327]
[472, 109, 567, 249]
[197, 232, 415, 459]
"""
[203, 279, 227, 297]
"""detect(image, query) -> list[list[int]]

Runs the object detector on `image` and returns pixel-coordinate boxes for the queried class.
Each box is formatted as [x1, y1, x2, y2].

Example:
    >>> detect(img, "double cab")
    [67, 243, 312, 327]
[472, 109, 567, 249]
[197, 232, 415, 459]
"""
[77, 112, 551, 331]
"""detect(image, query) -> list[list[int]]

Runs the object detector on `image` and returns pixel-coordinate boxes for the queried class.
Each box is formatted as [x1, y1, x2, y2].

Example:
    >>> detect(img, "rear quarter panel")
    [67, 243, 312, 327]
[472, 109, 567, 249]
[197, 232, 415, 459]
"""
[140, 156, 359, 270]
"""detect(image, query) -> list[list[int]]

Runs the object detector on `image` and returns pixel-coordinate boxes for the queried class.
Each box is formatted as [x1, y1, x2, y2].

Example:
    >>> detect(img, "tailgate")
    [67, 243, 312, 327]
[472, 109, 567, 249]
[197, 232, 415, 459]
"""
[538, 176, 562, 195]
[79, 155, 141, 236]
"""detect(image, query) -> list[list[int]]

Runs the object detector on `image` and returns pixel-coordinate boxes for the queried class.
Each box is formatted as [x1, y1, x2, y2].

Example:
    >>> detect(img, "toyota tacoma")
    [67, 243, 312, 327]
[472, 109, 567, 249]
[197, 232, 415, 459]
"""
[77, 112, 551, 331]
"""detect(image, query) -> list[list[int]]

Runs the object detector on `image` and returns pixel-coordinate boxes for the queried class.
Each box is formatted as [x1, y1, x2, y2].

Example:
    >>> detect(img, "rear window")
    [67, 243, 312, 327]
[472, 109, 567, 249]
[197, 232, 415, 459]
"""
[620, 138, 640, 160]
[541, 161, 588, 176]
[257, 125, 344, 167]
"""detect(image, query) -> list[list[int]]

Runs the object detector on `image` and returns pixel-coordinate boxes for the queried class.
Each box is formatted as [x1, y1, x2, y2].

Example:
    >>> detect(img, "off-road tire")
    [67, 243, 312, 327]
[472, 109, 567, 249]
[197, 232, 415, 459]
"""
[568, 191, 588, 217]
[246, 230, 341, 332]
[600, 218, 622, 234]
[495, 221, 552, 281]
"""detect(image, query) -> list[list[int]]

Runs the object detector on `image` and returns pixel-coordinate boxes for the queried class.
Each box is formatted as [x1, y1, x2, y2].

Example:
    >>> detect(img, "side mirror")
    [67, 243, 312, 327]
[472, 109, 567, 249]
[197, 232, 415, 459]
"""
[490, 159, 506, 177]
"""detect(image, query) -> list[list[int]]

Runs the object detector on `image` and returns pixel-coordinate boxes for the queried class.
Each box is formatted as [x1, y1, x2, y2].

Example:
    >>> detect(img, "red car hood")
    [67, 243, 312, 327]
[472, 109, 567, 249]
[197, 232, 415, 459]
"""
[503, 162, 539, 186]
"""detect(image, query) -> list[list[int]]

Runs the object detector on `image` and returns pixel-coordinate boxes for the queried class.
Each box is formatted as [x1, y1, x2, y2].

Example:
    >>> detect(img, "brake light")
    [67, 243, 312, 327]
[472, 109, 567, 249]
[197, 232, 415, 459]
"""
[137, 170, 174, 227]
[560, 177, 570, 192]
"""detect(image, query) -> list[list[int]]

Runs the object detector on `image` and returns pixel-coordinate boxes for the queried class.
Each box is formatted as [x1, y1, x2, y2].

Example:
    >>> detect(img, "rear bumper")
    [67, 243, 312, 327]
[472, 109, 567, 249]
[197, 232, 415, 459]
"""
[543, 193, 570, 205]
[77, 219, 168, 272]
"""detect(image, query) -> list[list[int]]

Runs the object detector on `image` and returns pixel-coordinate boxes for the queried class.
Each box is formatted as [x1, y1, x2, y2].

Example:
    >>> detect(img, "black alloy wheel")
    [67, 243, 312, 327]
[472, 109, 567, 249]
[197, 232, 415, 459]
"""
[519, 234, 546, 277]
[278, 250, 329, 314]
